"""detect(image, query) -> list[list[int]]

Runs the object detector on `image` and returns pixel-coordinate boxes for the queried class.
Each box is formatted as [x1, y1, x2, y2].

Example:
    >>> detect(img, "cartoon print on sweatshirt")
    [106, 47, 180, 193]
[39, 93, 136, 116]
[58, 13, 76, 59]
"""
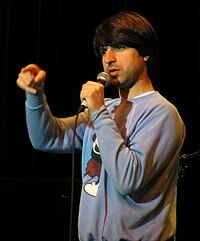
[84, 133, 102, 197]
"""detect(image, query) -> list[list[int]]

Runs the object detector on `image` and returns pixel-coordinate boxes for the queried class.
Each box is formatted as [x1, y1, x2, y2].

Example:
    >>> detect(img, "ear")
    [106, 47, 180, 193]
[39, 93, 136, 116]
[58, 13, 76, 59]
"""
[144, 56, 150, 62]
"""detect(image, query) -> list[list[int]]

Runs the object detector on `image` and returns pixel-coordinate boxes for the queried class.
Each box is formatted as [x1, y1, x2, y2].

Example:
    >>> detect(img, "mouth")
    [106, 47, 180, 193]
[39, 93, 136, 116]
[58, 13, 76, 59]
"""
[107, 69, 120, 86]
[108, 68, 119, 78]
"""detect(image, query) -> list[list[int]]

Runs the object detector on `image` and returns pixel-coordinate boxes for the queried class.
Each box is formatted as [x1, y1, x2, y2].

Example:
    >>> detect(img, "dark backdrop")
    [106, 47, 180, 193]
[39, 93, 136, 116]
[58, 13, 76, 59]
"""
[0, 0, 199, 240]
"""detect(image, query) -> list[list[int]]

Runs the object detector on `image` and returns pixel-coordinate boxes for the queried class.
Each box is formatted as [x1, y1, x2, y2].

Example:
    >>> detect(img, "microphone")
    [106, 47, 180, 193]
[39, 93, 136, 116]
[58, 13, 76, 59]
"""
[77, 72, 111, 113]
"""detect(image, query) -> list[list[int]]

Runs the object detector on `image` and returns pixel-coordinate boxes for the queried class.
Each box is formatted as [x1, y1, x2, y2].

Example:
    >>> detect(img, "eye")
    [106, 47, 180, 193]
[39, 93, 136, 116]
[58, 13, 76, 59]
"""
[99, 47, 107, 56]
[114, 45, 127, 51]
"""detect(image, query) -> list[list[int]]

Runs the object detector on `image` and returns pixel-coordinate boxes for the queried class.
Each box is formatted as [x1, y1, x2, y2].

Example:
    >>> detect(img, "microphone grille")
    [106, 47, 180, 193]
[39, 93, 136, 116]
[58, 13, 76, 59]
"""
[97, 72, 111, 87]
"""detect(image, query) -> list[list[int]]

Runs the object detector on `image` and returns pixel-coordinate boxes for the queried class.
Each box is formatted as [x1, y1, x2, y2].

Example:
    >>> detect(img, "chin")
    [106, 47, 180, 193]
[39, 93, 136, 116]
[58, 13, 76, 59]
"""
[111, 77, 120, 85]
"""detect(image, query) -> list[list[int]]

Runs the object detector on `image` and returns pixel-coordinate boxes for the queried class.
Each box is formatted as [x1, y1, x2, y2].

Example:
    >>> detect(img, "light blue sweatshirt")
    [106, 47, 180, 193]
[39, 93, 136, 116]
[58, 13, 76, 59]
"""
[25, 90, 186, 241]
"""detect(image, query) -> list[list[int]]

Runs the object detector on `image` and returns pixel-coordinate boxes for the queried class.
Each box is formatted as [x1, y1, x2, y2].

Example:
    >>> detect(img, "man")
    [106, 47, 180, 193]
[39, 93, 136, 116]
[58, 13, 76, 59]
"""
[17, 10, 186, 241]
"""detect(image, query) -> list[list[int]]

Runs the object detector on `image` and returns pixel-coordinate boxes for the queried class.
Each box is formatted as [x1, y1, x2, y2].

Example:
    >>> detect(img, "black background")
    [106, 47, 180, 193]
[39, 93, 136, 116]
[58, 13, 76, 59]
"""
[0, 0, 199, 240]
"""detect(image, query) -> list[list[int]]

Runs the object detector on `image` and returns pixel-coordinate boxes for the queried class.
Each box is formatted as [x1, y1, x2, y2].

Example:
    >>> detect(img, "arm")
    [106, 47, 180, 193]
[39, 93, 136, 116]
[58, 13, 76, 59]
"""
[25, 90, 89, 153]
[17, 64, 89, 153]
[91, 100, 186, 196]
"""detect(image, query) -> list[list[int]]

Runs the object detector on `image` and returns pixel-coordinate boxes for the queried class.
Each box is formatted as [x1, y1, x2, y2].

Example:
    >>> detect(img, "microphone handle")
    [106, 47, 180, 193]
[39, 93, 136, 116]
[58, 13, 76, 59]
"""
[77, 99, 87, 113]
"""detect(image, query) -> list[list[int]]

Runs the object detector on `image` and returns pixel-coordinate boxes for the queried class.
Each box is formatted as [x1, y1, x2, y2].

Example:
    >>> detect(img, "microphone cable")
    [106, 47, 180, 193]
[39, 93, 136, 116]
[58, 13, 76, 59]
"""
[68, 111, 80, 241]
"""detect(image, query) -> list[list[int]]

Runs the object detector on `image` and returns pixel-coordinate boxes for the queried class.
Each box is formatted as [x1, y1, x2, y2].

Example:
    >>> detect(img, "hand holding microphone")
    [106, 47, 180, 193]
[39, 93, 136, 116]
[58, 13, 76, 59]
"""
[78, 72, 111, 114]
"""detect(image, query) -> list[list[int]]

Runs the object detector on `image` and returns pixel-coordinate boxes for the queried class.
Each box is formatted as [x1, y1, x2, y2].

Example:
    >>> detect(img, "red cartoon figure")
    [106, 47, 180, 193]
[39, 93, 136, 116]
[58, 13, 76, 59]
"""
[84, 134, 102, 197]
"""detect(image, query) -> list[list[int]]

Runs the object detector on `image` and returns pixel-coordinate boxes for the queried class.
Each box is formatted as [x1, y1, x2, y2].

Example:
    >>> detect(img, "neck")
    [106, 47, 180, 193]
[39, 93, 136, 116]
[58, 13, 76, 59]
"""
[119, 76, 154, 100]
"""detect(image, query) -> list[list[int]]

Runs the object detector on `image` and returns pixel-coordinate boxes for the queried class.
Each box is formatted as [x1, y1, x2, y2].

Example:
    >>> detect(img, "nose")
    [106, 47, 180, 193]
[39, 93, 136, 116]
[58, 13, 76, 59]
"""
[104, 48, 116, 64]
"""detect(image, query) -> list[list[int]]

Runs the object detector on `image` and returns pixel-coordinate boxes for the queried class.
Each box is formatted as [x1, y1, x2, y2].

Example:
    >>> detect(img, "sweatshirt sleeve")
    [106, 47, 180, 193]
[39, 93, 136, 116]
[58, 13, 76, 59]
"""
[91, 102, 185, 196]
[25, 90, 89, 153]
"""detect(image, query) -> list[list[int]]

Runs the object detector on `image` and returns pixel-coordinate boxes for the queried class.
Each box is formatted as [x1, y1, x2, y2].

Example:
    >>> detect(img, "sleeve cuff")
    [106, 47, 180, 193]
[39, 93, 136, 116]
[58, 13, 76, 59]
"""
[25, 88, 46, 109]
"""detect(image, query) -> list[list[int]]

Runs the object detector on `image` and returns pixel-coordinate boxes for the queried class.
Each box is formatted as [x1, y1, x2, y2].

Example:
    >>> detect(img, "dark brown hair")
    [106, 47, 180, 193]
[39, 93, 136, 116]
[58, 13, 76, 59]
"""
[93, 11, 159, 72]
